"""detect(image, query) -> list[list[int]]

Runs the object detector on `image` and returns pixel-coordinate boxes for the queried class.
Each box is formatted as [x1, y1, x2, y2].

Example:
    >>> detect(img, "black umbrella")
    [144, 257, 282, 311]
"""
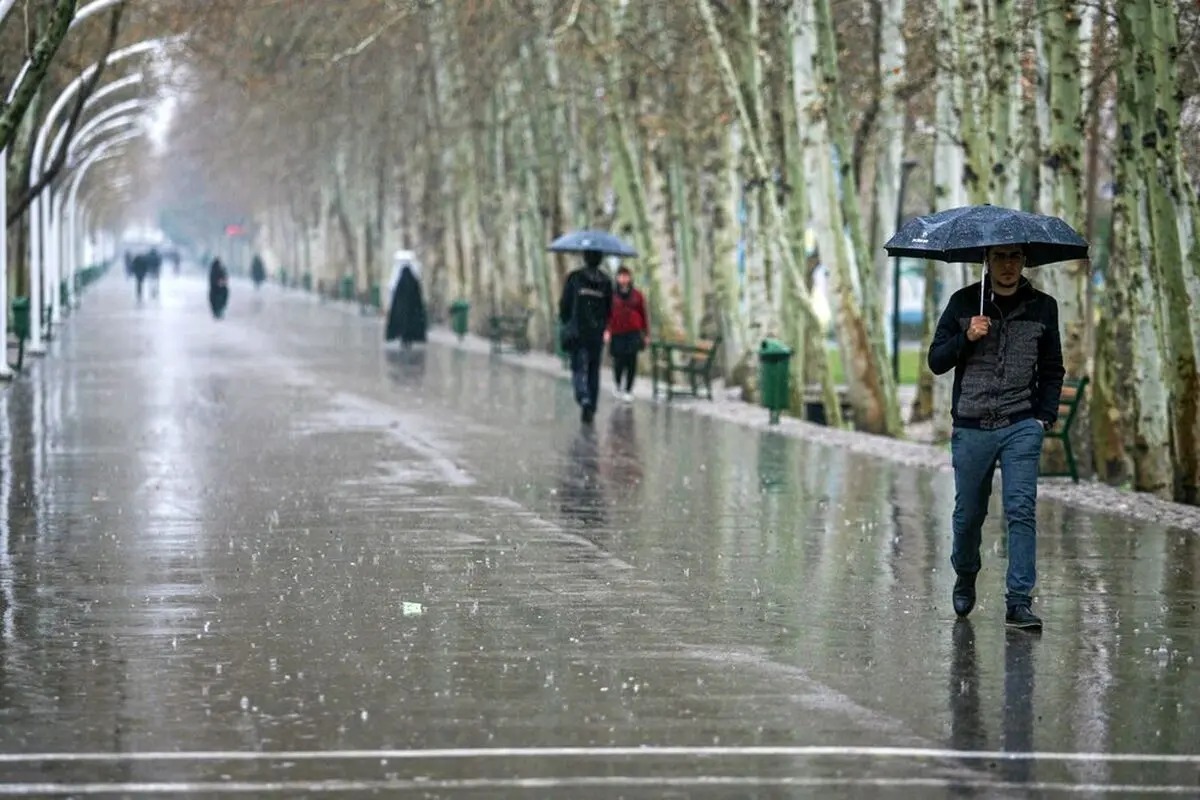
[884, 204, 1088, 313]
[548, 230, 638, 258]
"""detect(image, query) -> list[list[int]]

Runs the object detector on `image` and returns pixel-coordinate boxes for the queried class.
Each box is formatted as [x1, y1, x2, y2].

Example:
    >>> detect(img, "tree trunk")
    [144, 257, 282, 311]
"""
[927, 0, 968, 443]
[985, 0, 1019, 207]
[871, 0, 907, 366]
[956, 0, 990, 204]
[0, 0, 77, 154]
[1143, 0, 1200, 503]
[699, 0, 840, 423]
[606, 1, 681, 339]
[812, 0, 902, 435]
[1115, 0, 1174, 496]
[1041, 0, 1090, 375]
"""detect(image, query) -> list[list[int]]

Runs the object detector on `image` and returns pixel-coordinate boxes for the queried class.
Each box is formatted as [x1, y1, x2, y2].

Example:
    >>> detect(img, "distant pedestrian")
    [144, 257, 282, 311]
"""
[131, 253, 149, 301]
[385, 253, 427, 349]
[147, 248, 162, 299]
[604, 265, 648, 402]
[928, 243, 1064, 630]
[558, 250, 613, 424]
[250, 254, 267, 289]
[208, 257, 230, 319]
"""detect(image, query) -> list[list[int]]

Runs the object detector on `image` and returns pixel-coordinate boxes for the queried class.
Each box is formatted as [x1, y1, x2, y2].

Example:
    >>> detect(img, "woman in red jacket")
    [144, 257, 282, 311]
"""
[604, 265, 649, 401]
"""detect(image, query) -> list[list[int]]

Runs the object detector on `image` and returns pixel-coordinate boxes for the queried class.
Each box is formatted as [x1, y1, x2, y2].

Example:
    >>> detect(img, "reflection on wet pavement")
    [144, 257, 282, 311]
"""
[0, 275, 1196, 796]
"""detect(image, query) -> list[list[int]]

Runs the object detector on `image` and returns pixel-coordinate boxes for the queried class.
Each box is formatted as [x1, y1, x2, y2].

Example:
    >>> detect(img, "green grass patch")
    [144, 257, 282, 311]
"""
[824, 346, 921, 386]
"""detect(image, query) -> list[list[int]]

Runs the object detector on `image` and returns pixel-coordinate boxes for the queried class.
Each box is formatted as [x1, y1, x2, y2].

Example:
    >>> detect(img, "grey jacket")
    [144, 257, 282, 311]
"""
[928, 278, 1065, 430]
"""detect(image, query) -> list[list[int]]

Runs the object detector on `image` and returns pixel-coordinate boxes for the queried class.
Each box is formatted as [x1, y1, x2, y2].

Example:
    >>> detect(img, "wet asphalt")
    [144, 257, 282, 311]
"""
[0, 272, 1196, 797]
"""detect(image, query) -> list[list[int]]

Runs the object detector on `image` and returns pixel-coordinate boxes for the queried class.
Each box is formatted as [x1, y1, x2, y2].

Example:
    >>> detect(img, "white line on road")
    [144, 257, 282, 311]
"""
[0, 746, 1197, 764]
[0, 776, 1194, 796]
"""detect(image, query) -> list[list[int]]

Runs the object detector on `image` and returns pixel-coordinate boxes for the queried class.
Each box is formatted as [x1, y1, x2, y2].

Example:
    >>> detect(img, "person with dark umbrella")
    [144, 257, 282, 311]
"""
[550, 230, 635, 425]
[928, 244, 1065, 631]
[559, 250, 614, 424]
[887, 205, 1085, 631]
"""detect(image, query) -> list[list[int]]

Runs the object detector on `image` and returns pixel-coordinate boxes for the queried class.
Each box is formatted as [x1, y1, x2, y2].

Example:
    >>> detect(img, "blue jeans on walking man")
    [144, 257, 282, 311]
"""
[571, 339, 604, 412]
[951, 417, 1045, 609]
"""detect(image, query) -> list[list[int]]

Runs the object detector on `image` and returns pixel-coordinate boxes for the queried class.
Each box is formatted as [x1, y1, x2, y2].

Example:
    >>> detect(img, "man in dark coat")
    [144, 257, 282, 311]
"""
[558, 250, 613, 424]
[928, 244, 1064, 631]
[208, 258, 230, 319]
[385, 263, 427, 348]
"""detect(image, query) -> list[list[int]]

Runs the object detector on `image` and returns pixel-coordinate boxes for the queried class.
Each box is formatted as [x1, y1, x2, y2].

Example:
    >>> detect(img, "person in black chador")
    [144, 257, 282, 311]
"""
[558, 250, 613, 424]
[385, 261, 427, 348]
[250, 254, 267, 289]
[208, 258, 230, 319]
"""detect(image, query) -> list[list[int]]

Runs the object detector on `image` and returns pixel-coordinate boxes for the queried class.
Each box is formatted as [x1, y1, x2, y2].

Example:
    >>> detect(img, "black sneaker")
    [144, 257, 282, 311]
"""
[952, 572, 977, 617]
[1005, 605, 1043, 630]
[581, 406, 595, 424]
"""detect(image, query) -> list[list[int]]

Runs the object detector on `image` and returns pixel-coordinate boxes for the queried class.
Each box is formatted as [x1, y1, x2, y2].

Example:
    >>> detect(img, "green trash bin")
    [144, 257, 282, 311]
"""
[759, 338, 793, 425]
[10, 297, 30, 341]
[340, 275, 355, 301]
[60, 279, 69, 309]
[369, 284, 382, 311]
[302, 272, 313, 292]
[449, 299, 470, 341]
[9, 297, 30, 371]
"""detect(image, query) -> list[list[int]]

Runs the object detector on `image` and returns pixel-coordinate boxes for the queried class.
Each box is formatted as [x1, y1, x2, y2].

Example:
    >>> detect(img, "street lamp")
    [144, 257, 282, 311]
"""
[892, 159, 920, 382]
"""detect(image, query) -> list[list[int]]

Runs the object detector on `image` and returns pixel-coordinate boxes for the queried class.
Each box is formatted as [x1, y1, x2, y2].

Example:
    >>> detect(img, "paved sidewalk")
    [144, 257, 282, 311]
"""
[0, 272, 1194, 796]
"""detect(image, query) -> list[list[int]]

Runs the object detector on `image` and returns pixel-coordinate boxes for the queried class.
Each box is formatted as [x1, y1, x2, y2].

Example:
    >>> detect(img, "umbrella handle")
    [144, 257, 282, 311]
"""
[979, 262, 986, 316]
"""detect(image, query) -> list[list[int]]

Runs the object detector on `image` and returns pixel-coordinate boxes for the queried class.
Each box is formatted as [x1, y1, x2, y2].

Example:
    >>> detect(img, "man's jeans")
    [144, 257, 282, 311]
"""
[951, 418, 1045, 608]
[571, 340, 604, 411]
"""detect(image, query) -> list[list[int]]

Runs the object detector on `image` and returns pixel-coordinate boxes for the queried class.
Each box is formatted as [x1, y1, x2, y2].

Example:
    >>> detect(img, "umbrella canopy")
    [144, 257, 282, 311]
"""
[548, 230, 638, 258]
[884, 205, 1088, 267]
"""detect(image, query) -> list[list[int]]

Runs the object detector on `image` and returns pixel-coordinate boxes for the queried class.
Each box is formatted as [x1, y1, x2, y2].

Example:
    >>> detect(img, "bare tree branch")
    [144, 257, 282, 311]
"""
[0, 0, 78, 153]
[8, 5, 126, 226]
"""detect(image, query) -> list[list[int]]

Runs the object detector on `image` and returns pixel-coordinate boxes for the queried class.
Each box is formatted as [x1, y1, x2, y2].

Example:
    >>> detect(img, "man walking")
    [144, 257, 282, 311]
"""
[559, 250, 613, 424]
[928, 244, 1064, 630]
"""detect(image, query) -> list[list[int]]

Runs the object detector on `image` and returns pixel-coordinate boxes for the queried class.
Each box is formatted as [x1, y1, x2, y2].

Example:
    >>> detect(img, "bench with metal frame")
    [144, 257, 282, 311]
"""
[1041, 376, 1089, 482]
[650, 336, 722, 401]
[488, 312, 532, 355]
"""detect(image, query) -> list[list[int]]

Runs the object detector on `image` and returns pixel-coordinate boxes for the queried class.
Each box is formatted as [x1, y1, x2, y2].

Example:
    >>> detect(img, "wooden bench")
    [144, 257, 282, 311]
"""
[801, 385, 854, 427]
[650, 336, 722, 400]
[1041, 376, 1089, 482]
[488, 312, 532, 354]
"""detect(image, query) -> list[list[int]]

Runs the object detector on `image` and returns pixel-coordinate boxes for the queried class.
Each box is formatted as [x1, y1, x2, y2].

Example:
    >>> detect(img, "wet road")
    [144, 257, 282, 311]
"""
[0, 273, 1197, 797]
